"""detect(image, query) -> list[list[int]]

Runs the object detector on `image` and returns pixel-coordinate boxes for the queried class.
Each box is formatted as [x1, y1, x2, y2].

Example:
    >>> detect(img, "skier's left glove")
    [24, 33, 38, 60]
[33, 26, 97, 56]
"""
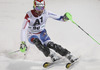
[63, 12, 70, 21]
[20, 41, 27, 52]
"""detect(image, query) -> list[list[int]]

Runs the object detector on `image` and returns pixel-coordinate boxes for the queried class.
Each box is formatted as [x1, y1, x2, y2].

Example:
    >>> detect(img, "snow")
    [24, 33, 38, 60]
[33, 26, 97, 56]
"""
[0, 0, 100, 70]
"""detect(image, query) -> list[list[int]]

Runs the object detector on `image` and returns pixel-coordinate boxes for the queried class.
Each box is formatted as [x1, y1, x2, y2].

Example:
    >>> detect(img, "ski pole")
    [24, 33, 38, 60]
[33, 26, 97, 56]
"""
[66, 12, 100, 45]
[9, 50, 20, 54]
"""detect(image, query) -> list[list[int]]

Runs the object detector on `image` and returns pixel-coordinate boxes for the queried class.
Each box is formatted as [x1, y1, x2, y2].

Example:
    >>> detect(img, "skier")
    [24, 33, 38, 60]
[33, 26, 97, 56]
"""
[20, 0, 76, 63]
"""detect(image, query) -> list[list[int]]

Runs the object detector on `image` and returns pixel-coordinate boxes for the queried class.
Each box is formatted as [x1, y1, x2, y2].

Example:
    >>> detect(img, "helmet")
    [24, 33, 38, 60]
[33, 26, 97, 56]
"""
[33, 0, 45, 11]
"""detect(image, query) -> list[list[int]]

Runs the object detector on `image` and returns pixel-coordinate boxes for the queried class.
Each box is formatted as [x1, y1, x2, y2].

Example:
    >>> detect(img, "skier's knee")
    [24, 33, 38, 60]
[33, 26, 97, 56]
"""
[33, 38, 50, 57]
[33, 38, 41, 45]
[47, 42, 70, 56]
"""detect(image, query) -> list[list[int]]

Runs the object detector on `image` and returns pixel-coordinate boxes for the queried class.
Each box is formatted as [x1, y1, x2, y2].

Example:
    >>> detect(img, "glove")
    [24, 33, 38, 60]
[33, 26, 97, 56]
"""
[63, 12, 72, 21]
[20, 41, 27, 52]
[63, 12, 69, 21]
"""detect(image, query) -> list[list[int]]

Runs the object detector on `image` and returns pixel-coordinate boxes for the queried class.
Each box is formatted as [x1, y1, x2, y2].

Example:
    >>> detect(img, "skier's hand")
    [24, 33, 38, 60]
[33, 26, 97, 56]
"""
[63, 12, 72, 21]
[63, 12, 70, 21]
[20, 41, 27, 52]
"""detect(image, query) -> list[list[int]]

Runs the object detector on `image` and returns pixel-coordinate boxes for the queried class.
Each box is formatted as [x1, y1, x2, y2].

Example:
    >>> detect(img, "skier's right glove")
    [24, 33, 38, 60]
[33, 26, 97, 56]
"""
[20, 41, 27, 52]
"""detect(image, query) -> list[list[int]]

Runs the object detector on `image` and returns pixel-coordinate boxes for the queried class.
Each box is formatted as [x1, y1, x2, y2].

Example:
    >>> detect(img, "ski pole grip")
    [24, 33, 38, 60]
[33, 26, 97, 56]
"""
[65, 12, 72, 20]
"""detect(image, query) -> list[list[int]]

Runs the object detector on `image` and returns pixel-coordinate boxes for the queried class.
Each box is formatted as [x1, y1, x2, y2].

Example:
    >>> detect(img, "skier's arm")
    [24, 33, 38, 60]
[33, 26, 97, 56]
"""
[20, 14, 30, 52]
[48, 11, 69, 21]
[21, 12, 31, 42]
[21, 19, 29, 42]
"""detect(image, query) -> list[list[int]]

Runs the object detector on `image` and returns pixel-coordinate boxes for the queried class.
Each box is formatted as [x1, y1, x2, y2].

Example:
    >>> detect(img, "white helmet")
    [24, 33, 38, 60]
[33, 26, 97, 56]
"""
[33, 0, 45, 11]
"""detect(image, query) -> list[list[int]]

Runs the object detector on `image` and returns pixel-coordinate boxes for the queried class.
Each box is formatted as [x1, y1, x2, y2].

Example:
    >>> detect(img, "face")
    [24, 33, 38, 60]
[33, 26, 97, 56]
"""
[34, 6, 44, 16]
[35, 10, 43, 16]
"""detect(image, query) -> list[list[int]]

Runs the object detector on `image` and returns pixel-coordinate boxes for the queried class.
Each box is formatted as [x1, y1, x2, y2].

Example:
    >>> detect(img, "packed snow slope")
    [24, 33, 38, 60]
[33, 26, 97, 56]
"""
[0, 0, 100, 70]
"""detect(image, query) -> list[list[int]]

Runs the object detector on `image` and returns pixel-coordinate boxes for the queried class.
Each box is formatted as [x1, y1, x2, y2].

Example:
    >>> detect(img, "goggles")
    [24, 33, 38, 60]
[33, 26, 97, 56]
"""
[34, 6, 44, 11]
